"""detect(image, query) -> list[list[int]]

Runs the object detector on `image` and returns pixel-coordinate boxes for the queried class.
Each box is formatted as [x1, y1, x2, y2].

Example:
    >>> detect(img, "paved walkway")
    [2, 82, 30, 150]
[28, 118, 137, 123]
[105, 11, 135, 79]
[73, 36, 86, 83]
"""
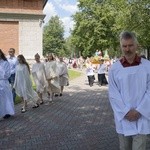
[0, 70, 150, 150]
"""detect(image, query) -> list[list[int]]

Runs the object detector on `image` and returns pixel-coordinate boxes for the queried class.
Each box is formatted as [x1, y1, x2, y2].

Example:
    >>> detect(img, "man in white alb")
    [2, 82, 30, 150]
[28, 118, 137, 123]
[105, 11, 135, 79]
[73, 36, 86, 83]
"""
[108, 31, 150, 150]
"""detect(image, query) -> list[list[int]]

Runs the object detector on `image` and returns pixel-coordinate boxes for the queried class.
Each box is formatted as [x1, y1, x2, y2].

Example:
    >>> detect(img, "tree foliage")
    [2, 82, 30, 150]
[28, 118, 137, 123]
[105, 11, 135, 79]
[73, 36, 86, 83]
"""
[43, 16, 65, 56]
[72, 0, 150, 58]
[63, 36, 76, 58]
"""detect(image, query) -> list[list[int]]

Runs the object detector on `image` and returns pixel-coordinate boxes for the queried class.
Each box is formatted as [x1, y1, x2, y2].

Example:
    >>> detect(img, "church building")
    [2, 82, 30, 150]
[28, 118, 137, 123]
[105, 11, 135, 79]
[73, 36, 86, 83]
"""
[0, 0, 48, 59]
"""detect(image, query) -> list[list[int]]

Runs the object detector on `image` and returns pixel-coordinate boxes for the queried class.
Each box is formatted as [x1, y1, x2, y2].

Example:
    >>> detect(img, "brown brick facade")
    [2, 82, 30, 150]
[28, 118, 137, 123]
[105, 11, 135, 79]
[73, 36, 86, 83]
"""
[0, 0, 44, 14]
[0, 21, 19, 55]
[0, 0, 47, 57]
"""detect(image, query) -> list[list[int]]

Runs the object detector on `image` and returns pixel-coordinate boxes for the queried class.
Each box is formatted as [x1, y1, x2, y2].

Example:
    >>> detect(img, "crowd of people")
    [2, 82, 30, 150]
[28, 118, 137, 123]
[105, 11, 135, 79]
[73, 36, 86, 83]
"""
[0, 49, 69, 117]
[0, 47, 110, 119]
[61, 54, 109, 87]
[85, 58, 108, 87]
[63, 31, 150, 150]
[1, 30, 150, 150]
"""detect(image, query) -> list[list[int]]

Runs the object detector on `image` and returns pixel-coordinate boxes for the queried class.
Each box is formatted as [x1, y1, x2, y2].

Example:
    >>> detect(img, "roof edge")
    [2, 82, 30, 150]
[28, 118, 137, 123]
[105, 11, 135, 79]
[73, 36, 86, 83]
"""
[0, 12, 46, 20]
[43, 0, 48, 8]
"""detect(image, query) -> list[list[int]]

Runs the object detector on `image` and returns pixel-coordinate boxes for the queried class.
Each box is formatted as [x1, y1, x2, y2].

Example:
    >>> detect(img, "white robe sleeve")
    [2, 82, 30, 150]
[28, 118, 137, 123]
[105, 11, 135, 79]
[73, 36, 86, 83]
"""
[108, 69, 130, 121]
[136, 73, 150, 120]
[51, 61, 59, 78]
[31, 64, 39, 84]
[0, 61, 10, 80]
[45, 62, 50, 80]
[0, 66, 5, 79]
[58, 63, 68, 77]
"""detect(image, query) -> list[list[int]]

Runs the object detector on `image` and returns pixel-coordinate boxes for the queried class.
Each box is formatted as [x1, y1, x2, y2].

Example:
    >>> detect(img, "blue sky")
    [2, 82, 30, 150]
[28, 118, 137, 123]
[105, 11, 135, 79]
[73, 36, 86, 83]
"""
[43, 0, 78, 38]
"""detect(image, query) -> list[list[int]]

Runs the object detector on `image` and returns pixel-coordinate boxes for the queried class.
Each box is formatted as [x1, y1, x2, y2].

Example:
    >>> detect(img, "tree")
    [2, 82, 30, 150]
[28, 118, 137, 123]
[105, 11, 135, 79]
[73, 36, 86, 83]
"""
[72, 0, 150, 58]
[72, 0, 120, 58]
[43, 16, 65, 56]
[63, 36, 75, 58]
[111, 0, 150, 56]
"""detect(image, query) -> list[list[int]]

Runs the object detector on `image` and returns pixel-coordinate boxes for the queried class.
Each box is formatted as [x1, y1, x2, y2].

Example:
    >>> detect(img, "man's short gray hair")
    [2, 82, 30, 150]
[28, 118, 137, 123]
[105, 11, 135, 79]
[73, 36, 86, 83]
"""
[119, 31, 138, 44]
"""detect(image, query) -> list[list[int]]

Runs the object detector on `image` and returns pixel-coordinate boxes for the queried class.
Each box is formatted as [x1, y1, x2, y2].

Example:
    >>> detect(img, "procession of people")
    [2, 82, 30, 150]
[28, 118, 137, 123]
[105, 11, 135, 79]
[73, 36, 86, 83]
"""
[1, 31, 150, 149]
[0, 45, 111, 119]
[0, 43, 113, 118]
[0, 49, 69, 118]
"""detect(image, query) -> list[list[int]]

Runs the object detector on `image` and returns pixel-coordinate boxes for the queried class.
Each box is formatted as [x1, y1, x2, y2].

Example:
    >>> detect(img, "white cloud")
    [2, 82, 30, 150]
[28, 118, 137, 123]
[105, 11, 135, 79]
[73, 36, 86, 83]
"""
[43, 2, 57, 24]
[61, 17, 75, 38]
[60, 3, 78, 13]
[52, 0, 78, 13]
[53, 0, 63, 3]
[43, 1, 78, 38]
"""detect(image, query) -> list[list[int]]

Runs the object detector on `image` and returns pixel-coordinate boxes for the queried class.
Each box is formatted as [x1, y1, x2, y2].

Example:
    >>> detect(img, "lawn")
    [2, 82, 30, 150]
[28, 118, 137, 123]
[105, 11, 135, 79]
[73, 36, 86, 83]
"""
[68, 69, 82, 80]
[15, 69, 82, 104]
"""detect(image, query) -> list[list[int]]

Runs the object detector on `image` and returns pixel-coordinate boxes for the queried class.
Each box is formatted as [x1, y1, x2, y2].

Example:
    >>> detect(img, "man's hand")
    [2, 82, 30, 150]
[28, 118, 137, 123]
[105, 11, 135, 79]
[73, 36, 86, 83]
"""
[125, 109, 141, 121]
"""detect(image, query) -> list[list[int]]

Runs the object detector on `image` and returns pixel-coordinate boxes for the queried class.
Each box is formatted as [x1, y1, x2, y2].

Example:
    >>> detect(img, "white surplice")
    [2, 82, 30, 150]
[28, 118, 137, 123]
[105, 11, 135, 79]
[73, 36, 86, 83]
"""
[14, 64, 39, 104]
[108, 58, 150, 136]
[0, 60, 15, 117]
[58, 61, 69, 86]
[32, 62, 47, 93]
[45, 60, 60, 93]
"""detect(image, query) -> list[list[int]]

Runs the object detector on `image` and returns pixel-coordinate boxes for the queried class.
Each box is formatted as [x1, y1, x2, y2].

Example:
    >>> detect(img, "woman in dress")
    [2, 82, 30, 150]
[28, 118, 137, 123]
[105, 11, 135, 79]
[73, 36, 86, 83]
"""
[14, 55, 39, 113]
[45, 53, 60, 102]
[0, 49, 15, 118]
[58, 57, 69, 96]
[32, 53, 47, 104]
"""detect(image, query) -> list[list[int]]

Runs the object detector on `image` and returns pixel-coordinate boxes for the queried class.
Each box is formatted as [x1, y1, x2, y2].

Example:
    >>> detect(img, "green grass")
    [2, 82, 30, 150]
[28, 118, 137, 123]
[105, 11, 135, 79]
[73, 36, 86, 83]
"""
[15, 97, 22, 104]
[68, 69, 82, 80]
[15, 69, 81, 104]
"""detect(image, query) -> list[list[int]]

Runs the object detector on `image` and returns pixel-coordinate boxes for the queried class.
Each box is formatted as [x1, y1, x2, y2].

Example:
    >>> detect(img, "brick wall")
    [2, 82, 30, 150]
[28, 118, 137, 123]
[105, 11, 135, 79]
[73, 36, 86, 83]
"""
[0, 21, 19, 55]
[0, 0, 43, 14]
[0, 0, 46, 58]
